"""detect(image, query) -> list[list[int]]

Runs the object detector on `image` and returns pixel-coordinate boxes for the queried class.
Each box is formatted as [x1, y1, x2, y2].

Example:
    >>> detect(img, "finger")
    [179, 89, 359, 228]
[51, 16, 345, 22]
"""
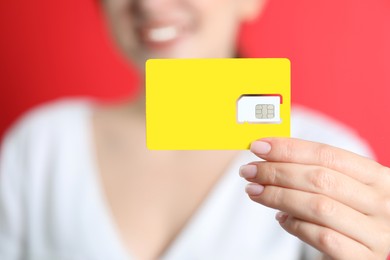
[240, 162, 379, 215]
[276, 213, 373, 260]
[249, 138, 385, 185]
[247, 184, 380, 249]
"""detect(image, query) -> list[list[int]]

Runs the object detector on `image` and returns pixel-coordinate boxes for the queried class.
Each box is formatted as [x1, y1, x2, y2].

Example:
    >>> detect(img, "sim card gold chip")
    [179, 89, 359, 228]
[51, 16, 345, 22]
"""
[255, 104, 275, 119]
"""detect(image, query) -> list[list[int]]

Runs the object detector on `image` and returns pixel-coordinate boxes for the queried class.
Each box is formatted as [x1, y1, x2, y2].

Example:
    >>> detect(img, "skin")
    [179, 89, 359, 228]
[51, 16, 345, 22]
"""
[100, 0, 264, 68]
[240, 138, 390, 259]
[97, 0, 390, 259]
[95, 1, 266, 259]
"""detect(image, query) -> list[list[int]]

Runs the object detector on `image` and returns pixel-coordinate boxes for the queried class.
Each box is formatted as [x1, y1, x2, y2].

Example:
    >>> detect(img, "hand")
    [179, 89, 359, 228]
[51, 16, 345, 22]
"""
[239, 138, 390, 260]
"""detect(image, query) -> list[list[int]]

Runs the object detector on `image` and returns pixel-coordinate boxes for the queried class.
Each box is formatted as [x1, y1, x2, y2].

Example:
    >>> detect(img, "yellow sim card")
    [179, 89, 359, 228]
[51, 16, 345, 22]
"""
[146, 58, 290, 150]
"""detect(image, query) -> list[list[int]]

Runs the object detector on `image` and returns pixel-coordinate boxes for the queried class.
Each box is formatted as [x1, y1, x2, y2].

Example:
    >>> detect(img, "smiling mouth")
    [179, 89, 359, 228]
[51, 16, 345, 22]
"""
[146, 26, 179, 42]
[137, 21, 189, 48]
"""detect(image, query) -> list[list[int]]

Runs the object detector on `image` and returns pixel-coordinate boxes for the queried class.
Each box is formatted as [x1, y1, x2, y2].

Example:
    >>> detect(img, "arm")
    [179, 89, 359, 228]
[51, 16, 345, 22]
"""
[0, 127, 27, 259]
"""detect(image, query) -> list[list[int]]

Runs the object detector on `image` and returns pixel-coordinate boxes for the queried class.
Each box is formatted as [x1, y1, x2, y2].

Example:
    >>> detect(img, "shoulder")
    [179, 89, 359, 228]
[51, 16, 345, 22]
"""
[5, 98, 94, 141]
[0, 98, 95, 176]
[0, 99, 112, 257]
[291, 105, 374, 158]
[2, 98, 95, 154]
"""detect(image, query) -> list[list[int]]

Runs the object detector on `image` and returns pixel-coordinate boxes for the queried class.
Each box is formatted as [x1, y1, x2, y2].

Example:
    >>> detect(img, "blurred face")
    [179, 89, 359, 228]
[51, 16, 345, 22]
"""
[101, 0, 266, 70]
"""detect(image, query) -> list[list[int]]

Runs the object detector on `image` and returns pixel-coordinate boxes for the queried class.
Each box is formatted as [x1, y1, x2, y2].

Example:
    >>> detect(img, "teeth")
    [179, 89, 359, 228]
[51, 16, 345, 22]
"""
[147, 26, 178, 42]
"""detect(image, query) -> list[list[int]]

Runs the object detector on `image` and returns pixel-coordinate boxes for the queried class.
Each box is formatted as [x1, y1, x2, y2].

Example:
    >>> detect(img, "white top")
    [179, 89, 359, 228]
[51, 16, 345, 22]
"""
[0, 99, 374, 260]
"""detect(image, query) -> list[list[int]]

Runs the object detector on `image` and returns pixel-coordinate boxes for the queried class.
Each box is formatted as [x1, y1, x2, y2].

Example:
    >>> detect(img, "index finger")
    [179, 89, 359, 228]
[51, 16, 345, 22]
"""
[250, 137, 386, 185]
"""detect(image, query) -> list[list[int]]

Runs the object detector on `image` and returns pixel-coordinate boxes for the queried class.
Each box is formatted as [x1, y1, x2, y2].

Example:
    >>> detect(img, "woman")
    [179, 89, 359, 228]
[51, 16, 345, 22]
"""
[1, 0, 389, 259]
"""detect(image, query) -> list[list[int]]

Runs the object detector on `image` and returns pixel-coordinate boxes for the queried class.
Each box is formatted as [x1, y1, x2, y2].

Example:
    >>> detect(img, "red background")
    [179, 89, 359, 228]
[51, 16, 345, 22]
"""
[1, 0, 389, 166]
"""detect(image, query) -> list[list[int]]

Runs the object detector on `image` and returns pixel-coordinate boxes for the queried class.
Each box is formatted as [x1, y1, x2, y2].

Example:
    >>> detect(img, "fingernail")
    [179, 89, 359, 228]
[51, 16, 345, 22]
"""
[250, 141, 271, 155]
[275, 212, 288, 223]
[239, 165, 257, 178]
[245, 183, 264, 196]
